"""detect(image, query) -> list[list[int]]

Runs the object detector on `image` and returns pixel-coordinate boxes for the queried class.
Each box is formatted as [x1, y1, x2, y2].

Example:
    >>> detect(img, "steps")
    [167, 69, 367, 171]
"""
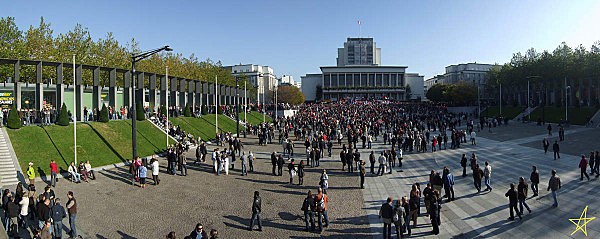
[146, 119, 179, 142]
[514, 106, 537, 121]
[0, 128, 20, 186]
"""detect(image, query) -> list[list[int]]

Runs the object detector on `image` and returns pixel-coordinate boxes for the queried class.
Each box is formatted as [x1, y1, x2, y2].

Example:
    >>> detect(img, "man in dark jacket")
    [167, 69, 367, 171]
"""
[473, 164, 483, 192]
[530, 166, 539, 197]
[379, 197, 394, 239]
[51, 198, 67, 239]
[553, 141, 560, 160]
[6, 196, 19, 236]
[277, 154, 285, 176]
[429, 191, 441, 235]
[369, 151, 376, 174]
[271, 152, 277, 175]
[249, 191, 262, 231]
[302, 191, 315, 231]
[505, 183, 522, 221]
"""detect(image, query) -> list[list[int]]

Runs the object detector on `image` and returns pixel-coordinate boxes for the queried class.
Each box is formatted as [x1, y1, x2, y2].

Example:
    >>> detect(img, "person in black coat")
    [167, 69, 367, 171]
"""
[277, 154, 285, 176]
[460, 154, 468, 177]
[190, 223, 209, 238]
[530, 166, 540, 197]
[505, 183, 522, 221]
[429, 191, 441, 235]
[379, 197, 394, 239]
[271, 152, 277, 175]
[301, 191, 315, 231]
[249, 191, 263, 231]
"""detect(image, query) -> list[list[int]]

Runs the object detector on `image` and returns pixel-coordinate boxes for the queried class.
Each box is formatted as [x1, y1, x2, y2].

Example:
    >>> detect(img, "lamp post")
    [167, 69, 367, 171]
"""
[131, 45, 172, 160]
[526, 76, 542, 122]
[275, 84, 278, 121]
[565, 77, 570, 122]
[235, 75, 240, 137]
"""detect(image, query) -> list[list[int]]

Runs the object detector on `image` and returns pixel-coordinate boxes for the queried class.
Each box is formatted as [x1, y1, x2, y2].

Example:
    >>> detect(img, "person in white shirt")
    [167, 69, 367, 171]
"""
[212, 149, 219, 174]
[377, 153, 387, 176]
[19, 192, 29, 228]
[151, 156, 160, 185]
[84, 160, 95, 180]
[470, 131, 477, 145]
[68, 162, 81, 183]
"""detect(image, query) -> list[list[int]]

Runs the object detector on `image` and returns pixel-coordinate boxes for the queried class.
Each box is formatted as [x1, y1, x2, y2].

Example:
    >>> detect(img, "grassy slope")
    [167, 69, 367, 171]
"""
[202, 114, 245, 134]
[8, 120, 174, 175]
[242, 111, 272, 125]
[481, 106, 525, 119]
[170, 117, 215, 141]
[529, 107, 597, 125]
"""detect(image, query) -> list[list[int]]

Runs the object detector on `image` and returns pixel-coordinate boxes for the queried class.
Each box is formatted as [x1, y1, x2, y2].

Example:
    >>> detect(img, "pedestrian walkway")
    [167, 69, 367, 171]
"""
[0, 128, 20, 186]
[362, 136, 600, 238]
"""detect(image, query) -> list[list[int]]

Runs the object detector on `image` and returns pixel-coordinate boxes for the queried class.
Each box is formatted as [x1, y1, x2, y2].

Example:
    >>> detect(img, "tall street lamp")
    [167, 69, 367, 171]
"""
[131, 45, 172, 160]
[235, 75, 240, 137]
[526, 76, 542, 121]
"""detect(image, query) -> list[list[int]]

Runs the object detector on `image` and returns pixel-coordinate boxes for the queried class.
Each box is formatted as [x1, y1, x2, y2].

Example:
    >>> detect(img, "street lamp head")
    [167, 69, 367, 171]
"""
[164, 45, 173, 52]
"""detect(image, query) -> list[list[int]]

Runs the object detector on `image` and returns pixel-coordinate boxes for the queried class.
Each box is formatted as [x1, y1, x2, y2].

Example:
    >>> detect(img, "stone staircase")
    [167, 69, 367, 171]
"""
[514, 106, 537, 121]
[0, 128, 20, 186]
[146, 119, 179, 143]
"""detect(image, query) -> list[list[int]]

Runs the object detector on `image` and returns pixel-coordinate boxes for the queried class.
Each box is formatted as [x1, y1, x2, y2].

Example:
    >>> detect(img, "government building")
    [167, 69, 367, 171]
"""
[301, 38, 423, 102]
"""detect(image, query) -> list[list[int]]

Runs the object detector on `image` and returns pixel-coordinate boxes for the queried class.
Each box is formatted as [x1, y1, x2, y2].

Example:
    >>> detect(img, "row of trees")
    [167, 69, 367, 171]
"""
[487, 41, 600, 89]
[0, 17, 249, 90]
[425, 82, 477, 106]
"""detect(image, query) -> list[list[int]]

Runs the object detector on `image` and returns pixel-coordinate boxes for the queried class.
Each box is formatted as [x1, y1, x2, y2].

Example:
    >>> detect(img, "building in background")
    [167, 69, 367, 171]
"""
[301, 37, 423, 102]
[425, 63, 499, 89]
[225, 64, 277, 103]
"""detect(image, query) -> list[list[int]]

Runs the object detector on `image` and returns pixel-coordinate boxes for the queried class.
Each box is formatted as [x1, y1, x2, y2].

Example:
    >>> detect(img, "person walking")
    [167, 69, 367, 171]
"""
[460, 154, 467, 177]
[409, 184, 420, 228]
[393, 199, 405, 239]
[530, 166, 539, 197]
[51, 198, 67, 239]
[66, 191, 77, 238]
[401, 197, 411, 236]
[369, 151, 376, 174]
[547, 169, 561, 207]
[552, 141, 560, 160]
[315, 188, 329, 233]
[241, 152, 248, 176]
[542, 138, 550, 154]
[288, 159, 296, 184]
[517, 177, 532, 214]
[319, 170, 329, 194]
[27, 162, 36, 185]
[249, 151, 255, 172]
[484, 161, 492, 191]
[505, 183, 522, 221]
[138, 163, 148, 188]
[50, 160, 58, 187]
[379, 197, 394, 239]
[359, 160, 366, 189]
[473, 164, 483, 192]
[298, 161, 305, 185]
[595, 151, 600, 178]
[249, 191, 263, 231]
[377, 152, 387, 176]
[579, 155, 590, 181]
[301, 191, 315, 231]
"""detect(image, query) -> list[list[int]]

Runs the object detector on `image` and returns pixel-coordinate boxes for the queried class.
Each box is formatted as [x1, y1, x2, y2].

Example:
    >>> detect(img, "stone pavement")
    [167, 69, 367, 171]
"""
[362, 131, 600, 238]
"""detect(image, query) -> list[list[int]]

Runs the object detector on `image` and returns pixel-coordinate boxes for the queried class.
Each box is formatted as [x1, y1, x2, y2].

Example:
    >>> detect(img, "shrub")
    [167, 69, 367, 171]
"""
[7, 105, 21, 129]
[98, 104, 109, 122]
[183, 104, 191, 117]
[136, 102, 145, 121]
[56, 103, 70, 126]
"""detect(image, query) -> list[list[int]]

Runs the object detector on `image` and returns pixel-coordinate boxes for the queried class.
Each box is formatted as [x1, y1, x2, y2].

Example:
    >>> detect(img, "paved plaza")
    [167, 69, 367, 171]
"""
[17, 123, 600, 238]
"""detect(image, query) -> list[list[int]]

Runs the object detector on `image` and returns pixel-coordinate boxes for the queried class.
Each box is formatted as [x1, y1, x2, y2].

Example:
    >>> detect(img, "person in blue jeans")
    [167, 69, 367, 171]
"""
[66, 191, 78, 238]
[315, 188, 329, 233]
[51, 198, 67, 238]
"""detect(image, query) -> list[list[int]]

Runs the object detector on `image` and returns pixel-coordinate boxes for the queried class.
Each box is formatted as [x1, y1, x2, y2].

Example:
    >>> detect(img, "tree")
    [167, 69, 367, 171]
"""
[276, 85, 305, 105]
[183, 104, 191, 117]
[56, 103, 70, 126]
[136, 103, 145, 121]
[6, 105, 21, 129]
[426, 84, 446, 102]
[98, 104, 109, 122]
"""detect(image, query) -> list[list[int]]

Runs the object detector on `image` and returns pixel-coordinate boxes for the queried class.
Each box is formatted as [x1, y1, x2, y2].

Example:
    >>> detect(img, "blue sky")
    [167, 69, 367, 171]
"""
[3, 0, 600, 81]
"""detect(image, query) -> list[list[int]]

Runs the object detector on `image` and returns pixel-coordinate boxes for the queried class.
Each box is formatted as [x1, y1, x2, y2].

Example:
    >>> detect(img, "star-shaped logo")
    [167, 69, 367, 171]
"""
[569, 206, 596, 236]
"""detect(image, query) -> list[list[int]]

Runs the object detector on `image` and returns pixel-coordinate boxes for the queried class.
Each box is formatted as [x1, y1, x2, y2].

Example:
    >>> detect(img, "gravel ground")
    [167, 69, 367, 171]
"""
[42, 135, 371, 239]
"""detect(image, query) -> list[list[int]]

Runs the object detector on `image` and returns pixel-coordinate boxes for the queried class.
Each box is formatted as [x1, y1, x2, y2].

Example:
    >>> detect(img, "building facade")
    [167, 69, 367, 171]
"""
[302, 37, 423, 102]
[226, 64, 277, 103]
[425, 63, 499, 88]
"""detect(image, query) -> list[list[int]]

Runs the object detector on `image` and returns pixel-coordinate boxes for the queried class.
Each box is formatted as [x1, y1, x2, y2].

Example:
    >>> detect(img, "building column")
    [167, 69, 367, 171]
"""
[195, 81, 202, 109]
[136, 72, 145, 105]
[13, 61, 21, 110]
[75, 64, 83, 121]
[187, 80, 195, 112]
[108, 69, 117, 109]
[149, 74, 157, 111]
[35, 62, 44, 119]
[170, 77, 178, 107]
[159, 75, 167, 107]
[123, 71, 132, 108]
[179, 79, 187, 108]
[56, 63, 64, 109]
[92, 67, 102, 111]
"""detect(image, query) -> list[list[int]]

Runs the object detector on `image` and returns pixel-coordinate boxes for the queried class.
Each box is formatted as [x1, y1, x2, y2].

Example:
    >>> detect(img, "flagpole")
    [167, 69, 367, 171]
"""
[72, 54, 77, 165]
[166, 66, 169, 149]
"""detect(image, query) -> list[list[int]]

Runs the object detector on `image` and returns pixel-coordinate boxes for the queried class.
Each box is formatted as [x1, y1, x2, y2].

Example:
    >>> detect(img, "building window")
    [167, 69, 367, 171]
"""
[376, 74, 382, 86]
[354, 74, 360, 86]
[391, 74, 397, 86]
[369, 74, 375, 86]
[339, 74, 345, 86]
[324, 74, 331, 87]
[383, 74, 389, 86]
[361, 74, 367, 86]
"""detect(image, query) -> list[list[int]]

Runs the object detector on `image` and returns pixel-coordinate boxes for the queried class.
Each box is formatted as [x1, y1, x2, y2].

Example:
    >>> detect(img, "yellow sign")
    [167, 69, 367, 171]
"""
[570, 206, 596, 236]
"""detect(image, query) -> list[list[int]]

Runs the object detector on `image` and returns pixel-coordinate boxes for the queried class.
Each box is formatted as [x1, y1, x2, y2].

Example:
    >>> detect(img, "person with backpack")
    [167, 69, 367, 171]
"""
[315, 187, 329, 233]
[301, 191, 315, 232]
[379, 197, 394, 239]
[51, 198, 67, 239]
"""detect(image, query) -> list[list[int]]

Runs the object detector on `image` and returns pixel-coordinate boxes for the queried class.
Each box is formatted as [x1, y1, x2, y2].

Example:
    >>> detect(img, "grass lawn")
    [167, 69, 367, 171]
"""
[529, 107, 598, 125]
[7, 120, 174, 175]
[482, 106, 525, 119]
[242, 111, 272, 125]
[201, 114, 245, 134]
[170, 117, 216, 141]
